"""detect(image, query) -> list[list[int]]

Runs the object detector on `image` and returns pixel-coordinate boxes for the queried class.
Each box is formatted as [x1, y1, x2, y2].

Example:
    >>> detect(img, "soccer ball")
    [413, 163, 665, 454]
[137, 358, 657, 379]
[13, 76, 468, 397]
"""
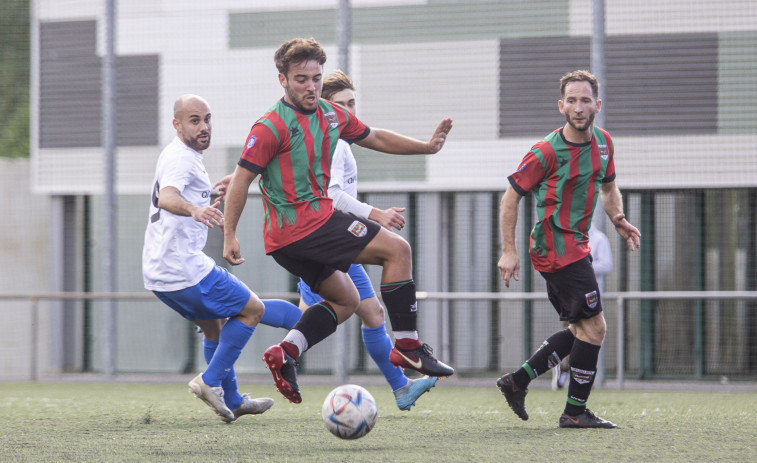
[321, 384, 378, 439]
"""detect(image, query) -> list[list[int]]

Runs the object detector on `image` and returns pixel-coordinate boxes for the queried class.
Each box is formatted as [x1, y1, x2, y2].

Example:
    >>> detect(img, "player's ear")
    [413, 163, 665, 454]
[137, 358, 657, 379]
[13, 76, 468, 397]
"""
[278, 73, 287, 88]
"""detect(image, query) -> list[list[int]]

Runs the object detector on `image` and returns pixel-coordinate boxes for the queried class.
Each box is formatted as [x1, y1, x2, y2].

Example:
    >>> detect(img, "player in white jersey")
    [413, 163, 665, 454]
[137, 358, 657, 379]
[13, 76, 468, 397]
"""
[143, 94, 294, 422]
[297, 71, 438, 410]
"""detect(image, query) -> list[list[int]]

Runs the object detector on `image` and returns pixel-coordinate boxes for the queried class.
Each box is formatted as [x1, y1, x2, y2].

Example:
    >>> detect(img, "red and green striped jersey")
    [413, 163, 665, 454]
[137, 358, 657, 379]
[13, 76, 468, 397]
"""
[508, 126, 616, 273]
[238, 98, 370, 253]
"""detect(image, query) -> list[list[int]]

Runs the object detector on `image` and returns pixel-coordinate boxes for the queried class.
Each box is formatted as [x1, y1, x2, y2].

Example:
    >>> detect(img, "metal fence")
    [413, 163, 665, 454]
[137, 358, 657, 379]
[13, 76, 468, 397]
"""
[4, 290, 757, 388]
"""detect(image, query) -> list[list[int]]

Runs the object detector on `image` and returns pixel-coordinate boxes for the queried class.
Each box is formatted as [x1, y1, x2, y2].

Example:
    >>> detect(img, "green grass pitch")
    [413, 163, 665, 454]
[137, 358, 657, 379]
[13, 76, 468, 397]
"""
[1, 379, 755, 462]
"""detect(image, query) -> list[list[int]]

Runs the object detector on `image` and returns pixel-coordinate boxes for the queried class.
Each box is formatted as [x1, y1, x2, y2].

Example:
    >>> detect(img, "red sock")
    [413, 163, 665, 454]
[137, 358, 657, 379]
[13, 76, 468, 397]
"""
[394, 338, 421, 350]
[280, 341, 300, 361]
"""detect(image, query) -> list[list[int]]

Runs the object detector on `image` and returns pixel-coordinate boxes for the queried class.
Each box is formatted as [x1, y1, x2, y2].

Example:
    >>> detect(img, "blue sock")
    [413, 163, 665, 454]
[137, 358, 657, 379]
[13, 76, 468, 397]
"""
[202, 338, 241, 410]
[260, 299, 302, 329]
[362, 323, 407, 391]
[202, 318, 254, 410]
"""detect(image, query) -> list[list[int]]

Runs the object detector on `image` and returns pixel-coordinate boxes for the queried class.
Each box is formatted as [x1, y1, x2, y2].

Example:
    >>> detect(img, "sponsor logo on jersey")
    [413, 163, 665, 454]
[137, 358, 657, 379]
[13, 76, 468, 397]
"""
[586, 291, 598, 308]
[324, 111, 339, 128]
[247, 135, 257, 149]
[348, 220, 367, 237]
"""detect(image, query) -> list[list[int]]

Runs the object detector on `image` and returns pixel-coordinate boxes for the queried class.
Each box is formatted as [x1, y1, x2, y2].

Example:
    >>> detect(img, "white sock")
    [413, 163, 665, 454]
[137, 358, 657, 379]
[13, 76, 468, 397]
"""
[393, 330, 418, 341]
[282, 329, 308, 356]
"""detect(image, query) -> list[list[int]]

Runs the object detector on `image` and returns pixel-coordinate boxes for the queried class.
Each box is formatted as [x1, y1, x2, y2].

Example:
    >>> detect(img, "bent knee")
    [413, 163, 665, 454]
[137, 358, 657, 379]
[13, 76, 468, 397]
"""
[238, 295, 265, 323]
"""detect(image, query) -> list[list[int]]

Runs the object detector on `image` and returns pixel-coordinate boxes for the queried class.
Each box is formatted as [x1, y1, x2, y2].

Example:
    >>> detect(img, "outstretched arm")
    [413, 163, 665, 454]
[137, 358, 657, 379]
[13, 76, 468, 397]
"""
[600, 180, 641, 251]
[355, 118, 453, 155]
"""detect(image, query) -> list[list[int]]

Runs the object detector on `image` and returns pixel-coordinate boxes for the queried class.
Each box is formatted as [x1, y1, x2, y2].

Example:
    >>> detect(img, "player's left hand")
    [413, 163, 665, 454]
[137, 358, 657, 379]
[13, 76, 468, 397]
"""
[612, 213, 641, 251]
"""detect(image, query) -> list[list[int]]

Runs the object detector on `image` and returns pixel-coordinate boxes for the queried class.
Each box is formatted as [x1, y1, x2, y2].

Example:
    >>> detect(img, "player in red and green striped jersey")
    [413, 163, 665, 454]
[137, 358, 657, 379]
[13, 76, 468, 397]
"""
[220, 38, 454, 404]
[496, 70, 641, 429]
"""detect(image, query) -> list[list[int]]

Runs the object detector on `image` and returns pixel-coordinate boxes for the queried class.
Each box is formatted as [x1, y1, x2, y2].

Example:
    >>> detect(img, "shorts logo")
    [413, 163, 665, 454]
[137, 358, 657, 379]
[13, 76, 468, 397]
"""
[247, 135, 257, 149]
[571, 367, 595, 385]
[324, 111, 339, 128]
[348, 220, 367, 237]
[586, 290, 598, 309]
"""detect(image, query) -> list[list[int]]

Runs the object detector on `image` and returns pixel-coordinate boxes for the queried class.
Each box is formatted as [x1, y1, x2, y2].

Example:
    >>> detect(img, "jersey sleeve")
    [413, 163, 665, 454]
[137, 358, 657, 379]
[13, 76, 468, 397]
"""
[159, 151, 195, 193]
[602, 131, 616, 183]
[329, 188, 373, 218]
[337, 105, 370, 143]
[238, 121, 279, 174]
[507, 149, 547, 196]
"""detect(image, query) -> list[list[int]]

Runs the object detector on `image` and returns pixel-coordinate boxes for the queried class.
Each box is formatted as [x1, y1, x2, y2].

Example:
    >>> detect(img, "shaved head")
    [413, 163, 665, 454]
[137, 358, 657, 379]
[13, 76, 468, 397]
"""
[174, 94, 209, 119]
[172, 94, 212, 153]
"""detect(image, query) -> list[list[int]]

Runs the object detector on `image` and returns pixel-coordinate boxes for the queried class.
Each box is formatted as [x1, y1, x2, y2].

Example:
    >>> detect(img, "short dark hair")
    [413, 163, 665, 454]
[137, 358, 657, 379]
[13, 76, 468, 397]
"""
[321, 70, 355, 101]
[560, 70, 599, 99]
[274, 37, 327, 76]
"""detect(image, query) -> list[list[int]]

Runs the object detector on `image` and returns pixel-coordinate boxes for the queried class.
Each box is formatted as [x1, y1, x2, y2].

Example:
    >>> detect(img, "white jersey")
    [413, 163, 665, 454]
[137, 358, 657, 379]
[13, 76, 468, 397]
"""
[142, 136, 215, 292]
[328, 139, 372, 218]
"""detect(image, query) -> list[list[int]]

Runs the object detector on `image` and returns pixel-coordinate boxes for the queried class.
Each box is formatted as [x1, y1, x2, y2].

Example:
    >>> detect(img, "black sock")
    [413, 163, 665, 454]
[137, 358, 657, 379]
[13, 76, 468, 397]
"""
[292, 302, 338, 353]
[564, 338, 601, 416]
[513, 329, 575, 388]
[381, 280, 417, 332]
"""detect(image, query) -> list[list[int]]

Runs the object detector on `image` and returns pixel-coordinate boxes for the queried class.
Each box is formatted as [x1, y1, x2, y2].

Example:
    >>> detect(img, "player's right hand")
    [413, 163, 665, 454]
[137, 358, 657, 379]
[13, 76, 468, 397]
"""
[223, 237, 245, 265]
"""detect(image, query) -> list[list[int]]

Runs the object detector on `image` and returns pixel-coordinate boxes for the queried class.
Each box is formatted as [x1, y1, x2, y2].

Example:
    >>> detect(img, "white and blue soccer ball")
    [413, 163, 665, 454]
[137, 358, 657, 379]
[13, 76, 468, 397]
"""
[321, 384, 378, 439]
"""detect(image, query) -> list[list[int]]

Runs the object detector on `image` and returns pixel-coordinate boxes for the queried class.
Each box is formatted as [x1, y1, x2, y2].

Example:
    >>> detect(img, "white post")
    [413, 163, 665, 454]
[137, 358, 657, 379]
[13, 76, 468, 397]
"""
[101, 0, 118, 380]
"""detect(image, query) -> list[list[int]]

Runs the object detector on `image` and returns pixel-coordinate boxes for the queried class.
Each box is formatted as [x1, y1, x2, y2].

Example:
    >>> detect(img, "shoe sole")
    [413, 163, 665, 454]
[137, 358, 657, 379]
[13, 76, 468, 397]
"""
[263, 347, 302, 404]
[223, 398, 275, 422]
[389, 348, 455, 377]
[559, 415, 618, 429]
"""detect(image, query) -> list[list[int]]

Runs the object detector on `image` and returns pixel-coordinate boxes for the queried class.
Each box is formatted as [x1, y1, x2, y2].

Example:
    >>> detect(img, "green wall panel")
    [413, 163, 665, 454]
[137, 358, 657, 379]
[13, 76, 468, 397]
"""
[229, 1, 568, 49]
[718, 32, 757, 134]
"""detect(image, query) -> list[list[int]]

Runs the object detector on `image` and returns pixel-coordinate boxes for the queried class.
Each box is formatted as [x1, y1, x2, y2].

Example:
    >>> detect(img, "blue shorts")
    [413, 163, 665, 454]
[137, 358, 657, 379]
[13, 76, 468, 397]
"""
[297, 264, 376, 307]
[153, 266, 251, 321]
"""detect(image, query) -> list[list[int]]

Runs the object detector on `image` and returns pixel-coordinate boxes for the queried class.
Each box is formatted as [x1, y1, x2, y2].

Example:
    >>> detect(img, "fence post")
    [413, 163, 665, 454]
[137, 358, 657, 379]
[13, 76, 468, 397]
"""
[617, 296, 624, 389]
[31, 297, 39, 382]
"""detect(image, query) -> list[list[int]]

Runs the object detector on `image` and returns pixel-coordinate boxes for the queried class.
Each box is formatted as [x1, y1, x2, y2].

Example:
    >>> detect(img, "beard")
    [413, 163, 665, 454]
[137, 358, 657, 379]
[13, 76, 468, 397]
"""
[565, 111, 595, 132]
[286, 88, 319, 112]
[188, 133, 210, 152]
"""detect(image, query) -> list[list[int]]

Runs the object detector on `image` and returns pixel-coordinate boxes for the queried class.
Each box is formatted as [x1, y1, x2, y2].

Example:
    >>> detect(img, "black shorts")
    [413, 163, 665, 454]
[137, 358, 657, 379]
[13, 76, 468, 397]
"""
[539, 256, 603, 323]
[270, 210, 381, 294]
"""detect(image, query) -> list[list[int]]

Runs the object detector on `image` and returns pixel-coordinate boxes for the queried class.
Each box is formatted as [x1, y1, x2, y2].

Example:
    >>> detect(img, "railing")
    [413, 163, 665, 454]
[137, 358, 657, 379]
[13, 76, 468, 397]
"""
[3, 291, 757, 387]
[417, 291, 757, 388]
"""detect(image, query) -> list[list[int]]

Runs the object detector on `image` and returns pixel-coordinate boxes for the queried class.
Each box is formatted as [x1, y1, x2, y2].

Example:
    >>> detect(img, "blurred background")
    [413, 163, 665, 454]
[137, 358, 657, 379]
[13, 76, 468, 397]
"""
[1, 0, 756, 385]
